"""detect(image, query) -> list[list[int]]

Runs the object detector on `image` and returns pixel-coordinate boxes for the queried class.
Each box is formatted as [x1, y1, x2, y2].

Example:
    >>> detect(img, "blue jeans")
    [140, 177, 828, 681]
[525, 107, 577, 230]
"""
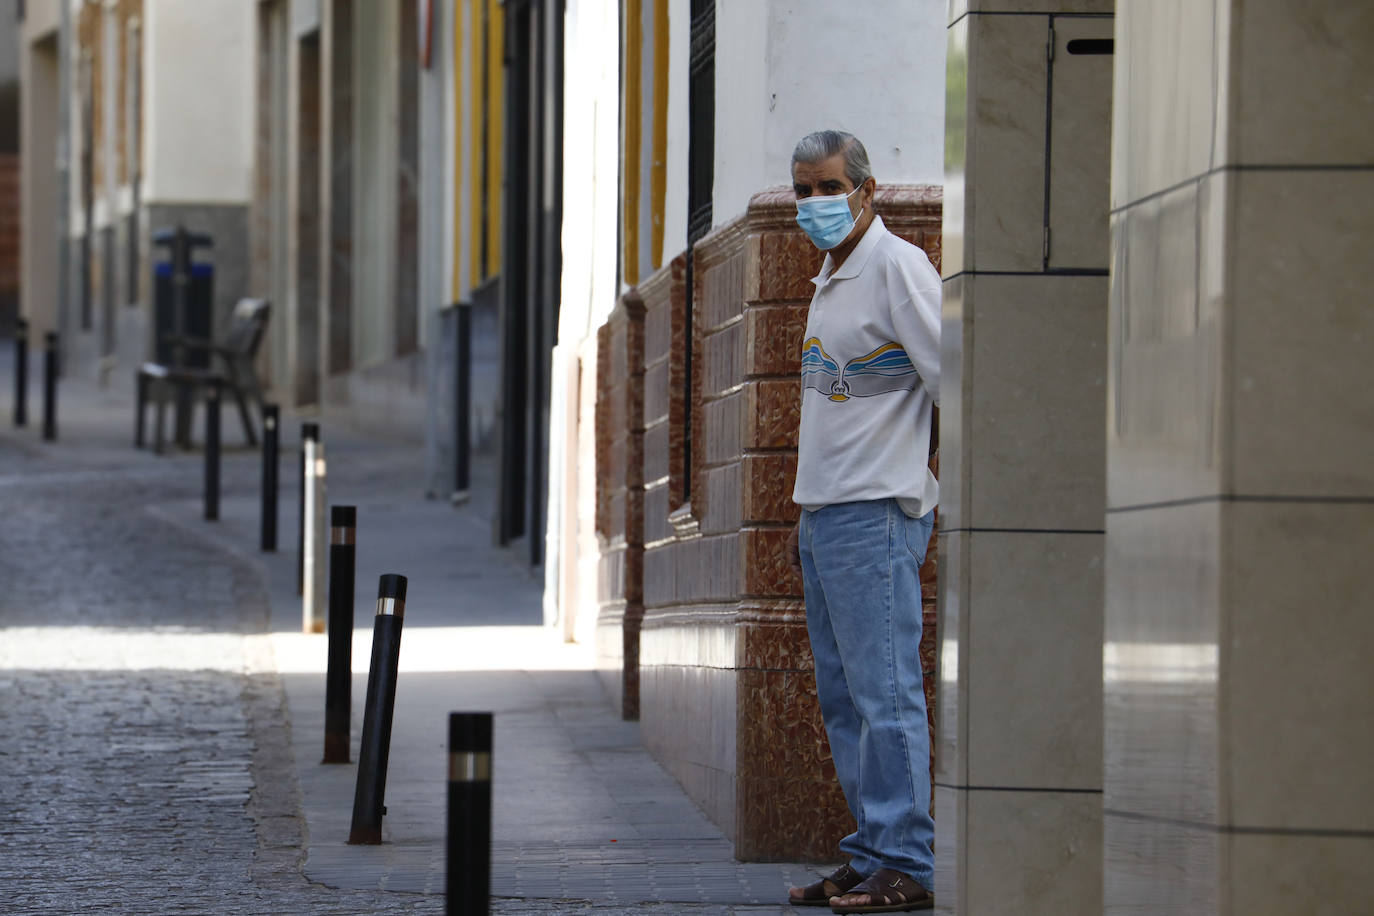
[798, 499, 936, 888]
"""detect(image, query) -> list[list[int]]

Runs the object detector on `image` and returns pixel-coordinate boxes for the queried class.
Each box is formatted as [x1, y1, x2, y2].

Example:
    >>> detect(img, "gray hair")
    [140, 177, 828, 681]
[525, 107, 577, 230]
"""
[791, 130, 873, 189]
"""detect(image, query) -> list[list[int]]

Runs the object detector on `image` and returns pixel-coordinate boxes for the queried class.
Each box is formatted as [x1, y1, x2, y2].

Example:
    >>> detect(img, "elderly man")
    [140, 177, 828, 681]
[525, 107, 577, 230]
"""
[783, 130, 941, 913]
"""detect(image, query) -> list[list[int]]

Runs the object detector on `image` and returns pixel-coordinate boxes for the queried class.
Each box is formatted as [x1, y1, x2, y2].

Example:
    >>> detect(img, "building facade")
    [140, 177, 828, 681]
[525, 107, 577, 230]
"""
[19, 0, 255, 385]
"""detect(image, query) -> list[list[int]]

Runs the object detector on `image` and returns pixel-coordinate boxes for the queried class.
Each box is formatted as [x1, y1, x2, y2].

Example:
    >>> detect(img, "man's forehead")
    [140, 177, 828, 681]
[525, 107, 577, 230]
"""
[793, 154, 850, 186]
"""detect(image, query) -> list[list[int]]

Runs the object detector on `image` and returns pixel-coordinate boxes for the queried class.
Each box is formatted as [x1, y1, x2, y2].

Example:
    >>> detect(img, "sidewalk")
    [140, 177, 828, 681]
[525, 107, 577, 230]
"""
[8, 357, 819, 912]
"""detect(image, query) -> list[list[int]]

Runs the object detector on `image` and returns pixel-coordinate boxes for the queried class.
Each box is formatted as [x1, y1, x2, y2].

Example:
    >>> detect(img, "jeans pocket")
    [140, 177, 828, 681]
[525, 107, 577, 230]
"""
[903, 511, 933, 567]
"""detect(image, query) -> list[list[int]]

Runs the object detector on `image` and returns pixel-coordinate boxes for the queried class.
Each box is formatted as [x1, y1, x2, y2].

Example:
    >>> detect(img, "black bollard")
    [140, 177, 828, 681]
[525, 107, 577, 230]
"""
[12, 318, 27, 427]
[323, 505, 357, 764]
[204, 380, 221, 521]
[348, 574, 408, 845]
[446, 712, 492, 916]
[298, 422, 319, 594]
[42, 331, 57, 441]
[261, 404, 280, 551]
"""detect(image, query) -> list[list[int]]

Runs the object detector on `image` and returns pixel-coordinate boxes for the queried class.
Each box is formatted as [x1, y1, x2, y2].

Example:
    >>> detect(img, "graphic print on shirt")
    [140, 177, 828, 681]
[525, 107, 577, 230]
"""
[801, 338, 921, 403]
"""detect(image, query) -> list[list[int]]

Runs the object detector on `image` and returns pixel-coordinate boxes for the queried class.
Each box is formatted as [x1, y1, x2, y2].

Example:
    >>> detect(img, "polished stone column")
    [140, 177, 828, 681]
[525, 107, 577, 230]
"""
[1105, 3, 1374, 912]
[938, 2, 1113, 912]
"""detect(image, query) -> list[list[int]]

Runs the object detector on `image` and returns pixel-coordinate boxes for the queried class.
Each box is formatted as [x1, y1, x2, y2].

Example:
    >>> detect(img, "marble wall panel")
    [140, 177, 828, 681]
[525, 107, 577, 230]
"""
[963, 789, 1102, 916]
[1225, 833, 1374, 915]
[966, 273, 1108, 532]
[1104, 811, 1217, 915]
[943, 14, 969, 282]
[639, 649, 738, 836]
[965, 530, 1103, 790]
[740, 453, 799, 525]
[1107, 175, 1225, 510]
[938, 273, 970, 532]
[1047, 16, 1113, 271]
[599, 547, 625, 607]
[933, 785, 965, 916]
[701, 320, 744, 400]
[643, 480, 672, 547]
[740, 527, 799, 599]
[699, 464, 742, 537]
[1223, 501, 1374, 832]
[701, 392, 743, 467]
[1103, 501, 1220, 825]
[1110, 0, 1229, 210]
[744, 304, 808, 378]
[1231, 1, 1374, 167]
[698, 248, 747, 333]
[754, 230, 824, 303]
[643, 418, 670, 487]
[735, 663, 850, 862]
[596, 602, 628, 713]
[1228, 170, 1374, 497]
[742, 380, 800, 450]
[643, 296, 672, 363]
[965, 12, 1050, 272]
[647, 534, 741, 605]
[736, 614, 812, 671]
[642, 542, 678, 609]
[643, 358, 670, 428]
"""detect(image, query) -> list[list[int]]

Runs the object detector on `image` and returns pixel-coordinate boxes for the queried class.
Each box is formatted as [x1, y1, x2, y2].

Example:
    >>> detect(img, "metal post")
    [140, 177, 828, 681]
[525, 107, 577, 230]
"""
[454, 304, 471, 500]
[42, 332, 58, 441]
[298, 422, 318, 594]
[261, 404, 280, 551]
[323, 505, 357, 764]
[204, 380, 221, 520]
[171, 225, 193, 445]
[13, 318, 27, 427]
[348, 574, 408, 845]
[302, 436, 328, 634]
[446, 712, 492, 916]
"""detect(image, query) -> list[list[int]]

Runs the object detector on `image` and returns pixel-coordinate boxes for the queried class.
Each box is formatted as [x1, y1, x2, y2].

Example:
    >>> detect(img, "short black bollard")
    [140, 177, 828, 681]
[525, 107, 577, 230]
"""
[298, 422, 319, 594]
[446, 712, 493, 916]
[348, 573, 408, 845]
[42, 331, 57, 441]
[323, 504, 357, 764]
[261, 404, 280, 551]
[204, 380, 221, 521]
[12, 317, 27, 428]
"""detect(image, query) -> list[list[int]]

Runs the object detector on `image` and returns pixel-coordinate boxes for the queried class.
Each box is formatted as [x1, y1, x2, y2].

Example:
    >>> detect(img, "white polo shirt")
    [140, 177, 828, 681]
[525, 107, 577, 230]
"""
[792, 215, 942, 518]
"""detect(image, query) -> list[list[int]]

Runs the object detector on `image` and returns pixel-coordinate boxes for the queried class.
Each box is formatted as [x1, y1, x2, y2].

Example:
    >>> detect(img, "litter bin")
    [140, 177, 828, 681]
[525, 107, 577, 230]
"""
[152, 226, 214, 368]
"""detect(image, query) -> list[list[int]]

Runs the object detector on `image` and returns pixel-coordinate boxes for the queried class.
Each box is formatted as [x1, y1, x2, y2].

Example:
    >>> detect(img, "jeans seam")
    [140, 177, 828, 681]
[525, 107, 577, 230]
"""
[888, 503, 919, 869]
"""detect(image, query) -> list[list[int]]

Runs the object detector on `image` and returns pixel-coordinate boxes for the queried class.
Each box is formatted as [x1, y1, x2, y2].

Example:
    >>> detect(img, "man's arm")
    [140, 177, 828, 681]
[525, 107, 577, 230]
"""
[888, 252, 942, 407]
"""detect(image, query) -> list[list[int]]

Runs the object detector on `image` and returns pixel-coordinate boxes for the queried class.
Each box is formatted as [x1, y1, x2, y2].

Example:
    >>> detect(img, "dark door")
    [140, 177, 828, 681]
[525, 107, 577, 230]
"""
[498, 0, 564, 565]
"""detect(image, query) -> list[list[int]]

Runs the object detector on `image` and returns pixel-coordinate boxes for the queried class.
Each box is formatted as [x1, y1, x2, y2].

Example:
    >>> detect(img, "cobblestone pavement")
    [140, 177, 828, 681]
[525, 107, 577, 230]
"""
[0, 392, 809, 915]
[0, 436, 448, 913]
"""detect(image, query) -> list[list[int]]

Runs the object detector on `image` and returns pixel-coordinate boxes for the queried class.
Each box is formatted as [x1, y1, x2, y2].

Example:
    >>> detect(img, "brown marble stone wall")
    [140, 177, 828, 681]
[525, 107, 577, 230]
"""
[594, 292, 645, 719]
[603, 186, 942, 861]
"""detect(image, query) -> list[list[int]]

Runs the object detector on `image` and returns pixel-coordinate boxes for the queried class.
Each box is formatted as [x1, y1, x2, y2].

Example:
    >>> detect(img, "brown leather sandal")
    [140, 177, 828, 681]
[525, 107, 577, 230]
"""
[787, 863, 865, 907]
[828, 867, 933, 913]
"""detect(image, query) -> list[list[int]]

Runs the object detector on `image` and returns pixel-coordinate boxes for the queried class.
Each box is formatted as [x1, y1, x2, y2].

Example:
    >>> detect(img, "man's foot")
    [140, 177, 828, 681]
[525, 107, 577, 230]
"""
[787, 863, 865, 907]
[828, 867, 932, 913]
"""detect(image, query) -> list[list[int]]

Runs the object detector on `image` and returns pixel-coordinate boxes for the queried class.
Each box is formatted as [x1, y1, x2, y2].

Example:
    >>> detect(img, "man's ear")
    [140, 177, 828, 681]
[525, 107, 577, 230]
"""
[863, 177, 877, 206]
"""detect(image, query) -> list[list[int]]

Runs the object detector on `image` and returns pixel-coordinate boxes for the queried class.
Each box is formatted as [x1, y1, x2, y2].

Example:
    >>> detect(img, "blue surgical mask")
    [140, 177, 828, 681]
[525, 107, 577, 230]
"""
[796, 185, 864, 250]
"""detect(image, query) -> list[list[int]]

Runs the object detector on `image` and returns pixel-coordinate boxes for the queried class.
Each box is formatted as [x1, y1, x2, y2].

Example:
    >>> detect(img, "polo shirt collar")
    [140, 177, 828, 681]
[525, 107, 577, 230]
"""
[812, 215, 889, 286]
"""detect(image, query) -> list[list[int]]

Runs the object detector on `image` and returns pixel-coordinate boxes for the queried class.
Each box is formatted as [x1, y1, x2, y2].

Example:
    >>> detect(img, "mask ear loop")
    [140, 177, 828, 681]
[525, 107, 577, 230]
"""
[848, 182, 866, 218]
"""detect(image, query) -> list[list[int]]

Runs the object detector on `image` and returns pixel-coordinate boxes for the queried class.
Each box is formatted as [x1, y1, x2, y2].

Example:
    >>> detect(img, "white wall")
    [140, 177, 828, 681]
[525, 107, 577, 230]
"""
[558, 0, 620, 343]
[142, 0, 255, 204]
[713, 0, 947, 225]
